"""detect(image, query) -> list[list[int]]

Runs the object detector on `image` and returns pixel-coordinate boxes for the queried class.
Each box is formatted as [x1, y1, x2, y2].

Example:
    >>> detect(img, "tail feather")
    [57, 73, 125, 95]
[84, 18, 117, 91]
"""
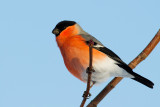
[131, 72, 154, 88]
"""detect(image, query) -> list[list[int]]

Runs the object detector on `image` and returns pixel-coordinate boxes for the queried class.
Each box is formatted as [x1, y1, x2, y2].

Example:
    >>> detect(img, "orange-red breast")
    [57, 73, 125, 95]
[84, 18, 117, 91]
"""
[52, 20, 154, 88]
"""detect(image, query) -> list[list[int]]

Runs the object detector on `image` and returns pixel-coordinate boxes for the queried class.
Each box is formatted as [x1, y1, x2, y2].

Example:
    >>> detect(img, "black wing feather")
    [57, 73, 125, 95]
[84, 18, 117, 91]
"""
[97, 47, 134, 74]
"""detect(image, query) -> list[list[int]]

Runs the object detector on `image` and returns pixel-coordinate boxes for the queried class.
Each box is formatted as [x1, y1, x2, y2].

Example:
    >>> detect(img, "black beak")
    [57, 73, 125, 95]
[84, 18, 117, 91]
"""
[52, 28, 60, 36]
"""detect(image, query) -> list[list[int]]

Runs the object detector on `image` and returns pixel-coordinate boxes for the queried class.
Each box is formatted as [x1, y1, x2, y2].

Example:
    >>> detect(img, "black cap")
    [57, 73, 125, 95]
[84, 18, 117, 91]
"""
[52, 20, 76, 36]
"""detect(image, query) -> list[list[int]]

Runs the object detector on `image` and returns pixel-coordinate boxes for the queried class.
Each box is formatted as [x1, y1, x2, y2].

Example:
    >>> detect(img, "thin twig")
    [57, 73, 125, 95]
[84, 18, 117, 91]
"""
[80, 40, 94, 107]
[87, 29, 160, 107]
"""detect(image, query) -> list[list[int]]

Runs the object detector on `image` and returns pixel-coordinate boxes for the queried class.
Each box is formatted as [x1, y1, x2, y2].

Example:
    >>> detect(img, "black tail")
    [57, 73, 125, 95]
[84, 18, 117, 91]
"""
[131, 72, 154, 88]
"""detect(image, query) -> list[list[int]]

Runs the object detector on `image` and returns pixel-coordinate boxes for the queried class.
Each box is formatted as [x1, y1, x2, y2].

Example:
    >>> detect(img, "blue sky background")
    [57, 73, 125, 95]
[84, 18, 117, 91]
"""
[0, 0, 160, 107]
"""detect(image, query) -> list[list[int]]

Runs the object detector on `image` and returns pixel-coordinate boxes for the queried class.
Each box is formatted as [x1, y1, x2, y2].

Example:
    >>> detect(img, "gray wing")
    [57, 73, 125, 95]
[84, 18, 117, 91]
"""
[81, 34, 104, 46]
[81, 34, 133, 73]
[81, 34, 122, 62]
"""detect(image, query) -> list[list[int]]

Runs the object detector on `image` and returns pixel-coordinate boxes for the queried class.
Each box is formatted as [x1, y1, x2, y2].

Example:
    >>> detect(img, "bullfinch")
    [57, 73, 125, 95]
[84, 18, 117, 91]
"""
[52, 20, 154, 88]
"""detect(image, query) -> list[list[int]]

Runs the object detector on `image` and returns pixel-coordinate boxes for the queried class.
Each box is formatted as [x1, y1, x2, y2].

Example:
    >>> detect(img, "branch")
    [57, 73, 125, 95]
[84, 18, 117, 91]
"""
[80, 40, 94, 107]
[87, 29, 160, 107]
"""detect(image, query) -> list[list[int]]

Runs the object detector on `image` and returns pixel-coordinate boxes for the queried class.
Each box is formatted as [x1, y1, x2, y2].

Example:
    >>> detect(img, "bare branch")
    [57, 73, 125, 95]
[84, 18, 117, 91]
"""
[80, 40, 94, 107]
[87, 29, 160, 107]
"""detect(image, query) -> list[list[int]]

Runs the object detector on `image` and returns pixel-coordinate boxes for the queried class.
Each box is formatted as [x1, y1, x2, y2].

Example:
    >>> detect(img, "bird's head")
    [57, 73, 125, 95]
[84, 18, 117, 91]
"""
[52, 20, 87, 47]
[52, 20, 77, 37]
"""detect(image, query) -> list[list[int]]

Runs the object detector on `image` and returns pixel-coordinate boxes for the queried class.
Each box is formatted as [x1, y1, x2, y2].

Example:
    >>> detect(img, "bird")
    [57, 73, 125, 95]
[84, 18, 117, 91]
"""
[52, 20, 154, 88]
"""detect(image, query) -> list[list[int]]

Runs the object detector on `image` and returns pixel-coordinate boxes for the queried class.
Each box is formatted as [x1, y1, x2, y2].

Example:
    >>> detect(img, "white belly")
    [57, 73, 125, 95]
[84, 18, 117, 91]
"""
[81, 57, 134, 85]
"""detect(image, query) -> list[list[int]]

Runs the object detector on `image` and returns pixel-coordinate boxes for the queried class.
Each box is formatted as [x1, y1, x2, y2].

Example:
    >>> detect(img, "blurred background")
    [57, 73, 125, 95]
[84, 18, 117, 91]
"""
[0, 0, 159, 107]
